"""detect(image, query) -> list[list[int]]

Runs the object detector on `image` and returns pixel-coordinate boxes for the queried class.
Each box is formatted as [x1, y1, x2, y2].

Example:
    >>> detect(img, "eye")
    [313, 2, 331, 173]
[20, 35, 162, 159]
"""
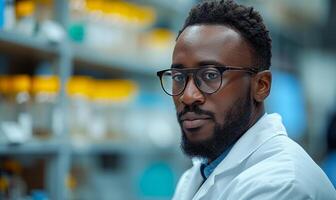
[172, 73, 185, 82]
[202, 70, 220, 81]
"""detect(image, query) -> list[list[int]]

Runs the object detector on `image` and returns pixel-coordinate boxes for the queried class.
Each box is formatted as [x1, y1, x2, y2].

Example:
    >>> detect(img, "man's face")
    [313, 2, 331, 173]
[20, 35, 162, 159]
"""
[172, 25, 256, 160]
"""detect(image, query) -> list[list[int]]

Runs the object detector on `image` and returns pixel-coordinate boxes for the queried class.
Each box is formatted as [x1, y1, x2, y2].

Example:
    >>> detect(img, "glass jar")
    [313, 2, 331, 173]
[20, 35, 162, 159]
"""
[2, 159, 27, 199]
[67, 76, 92, 144]
[5, 75, 32, 143]
[105, 80, 138, 141]
[88, 79, 109, 141]
[0, 75, 12, 143]
[15, 0, 36, 36]
[31, 75, 59, 140]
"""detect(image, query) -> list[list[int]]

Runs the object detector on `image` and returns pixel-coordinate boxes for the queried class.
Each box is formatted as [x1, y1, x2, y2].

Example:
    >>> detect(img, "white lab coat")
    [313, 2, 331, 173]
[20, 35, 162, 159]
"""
[173, 113, 336, 200]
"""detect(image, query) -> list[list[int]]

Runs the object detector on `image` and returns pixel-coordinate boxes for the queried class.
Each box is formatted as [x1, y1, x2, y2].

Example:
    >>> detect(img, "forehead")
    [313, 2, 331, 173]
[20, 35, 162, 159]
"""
[173, 25, 254, 67]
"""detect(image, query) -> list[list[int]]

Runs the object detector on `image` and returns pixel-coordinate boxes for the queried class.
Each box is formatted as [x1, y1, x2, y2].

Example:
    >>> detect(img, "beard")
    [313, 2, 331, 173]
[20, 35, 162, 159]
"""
[178, 88, 253, 161]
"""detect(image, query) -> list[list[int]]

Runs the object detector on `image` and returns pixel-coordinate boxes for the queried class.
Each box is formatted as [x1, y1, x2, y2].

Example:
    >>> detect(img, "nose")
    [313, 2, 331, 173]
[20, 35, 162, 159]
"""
[179, 77, 205, 106]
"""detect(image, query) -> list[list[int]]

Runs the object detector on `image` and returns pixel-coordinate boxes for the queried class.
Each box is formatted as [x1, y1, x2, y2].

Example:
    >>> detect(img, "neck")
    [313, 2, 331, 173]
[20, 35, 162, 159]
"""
[248, 103, 265, 130]
[206, 104, 265, 163]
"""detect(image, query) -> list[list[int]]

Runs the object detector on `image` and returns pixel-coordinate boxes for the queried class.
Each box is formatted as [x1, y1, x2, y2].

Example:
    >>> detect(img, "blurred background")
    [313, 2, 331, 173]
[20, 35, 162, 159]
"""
[0, 0, 335, 199]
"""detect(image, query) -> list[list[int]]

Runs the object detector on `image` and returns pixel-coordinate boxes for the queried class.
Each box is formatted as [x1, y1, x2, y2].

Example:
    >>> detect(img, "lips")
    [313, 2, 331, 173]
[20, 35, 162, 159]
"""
[180, 112, 212, 130]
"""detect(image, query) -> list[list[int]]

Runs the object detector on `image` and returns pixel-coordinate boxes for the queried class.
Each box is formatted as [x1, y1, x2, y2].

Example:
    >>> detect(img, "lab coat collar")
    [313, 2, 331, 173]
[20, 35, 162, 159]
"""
[179, 161, 205, 200]
[193, 113, 287, 199]
[217, 113, 287, 172]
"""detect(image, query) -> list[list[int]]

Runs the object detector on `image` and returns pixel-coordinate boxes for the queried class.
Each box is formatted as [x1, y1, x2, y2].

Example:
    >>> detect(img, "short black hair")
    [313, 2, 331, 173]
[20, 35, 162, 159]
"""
[178, 0, 272, 71]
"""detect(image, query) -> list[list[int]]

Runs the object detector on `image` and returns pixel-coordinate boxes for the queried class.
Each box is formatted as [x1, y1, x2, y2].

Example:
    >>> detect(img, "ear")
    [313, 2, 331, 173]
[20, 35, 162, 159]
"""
[252, 70, 272, 103]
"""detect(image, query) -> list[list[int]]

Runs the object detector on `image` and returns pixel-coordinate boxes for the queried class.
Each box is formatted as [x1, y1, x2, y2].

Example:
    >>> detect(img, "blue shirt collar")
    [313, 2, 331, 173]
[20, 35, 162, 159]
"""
[200, 145, 233, 180]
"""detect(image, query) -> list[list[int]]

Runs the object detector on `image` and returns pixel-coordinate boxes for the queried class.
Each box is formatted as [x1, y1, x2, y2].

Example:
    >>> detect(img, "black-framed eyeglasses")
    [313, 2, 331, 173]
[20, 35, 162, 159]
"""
[156, 65, 258, 96]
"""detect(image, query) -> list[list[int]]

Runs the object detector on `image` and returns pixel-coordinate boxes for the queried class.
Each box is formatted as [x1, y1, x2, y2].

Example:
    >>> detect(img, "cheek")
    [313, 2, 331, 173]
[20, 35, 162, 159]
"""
[172, 96, 181, 111]
[210, 78, 250, 123]
[209, 96, 232, 125]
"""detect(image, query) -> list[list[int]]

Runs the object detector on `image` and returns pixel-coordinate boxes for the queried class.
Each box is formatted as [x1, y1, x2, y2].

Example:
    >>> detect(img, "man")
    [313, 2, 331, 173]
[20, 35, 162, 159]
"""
[156, 0, 336, 199]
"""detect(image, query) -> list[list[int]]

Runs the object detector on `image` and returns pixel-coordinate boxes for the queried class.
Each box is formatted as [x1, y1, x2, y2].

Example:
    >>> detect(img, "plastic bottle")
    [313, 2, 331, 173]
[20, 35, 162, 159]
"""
[141, 28, 176, 67]
[84, 1, 156, 56]
[34, 0, 53, 24]
[69, 0, 86, 43]
[3, 159, 27, 199]
[0, 75, 11, 143]
[3, 0, 15, 30]
[88, 79, 109, 141]
[2, 75, 32, 144]
[85, 0, 119, 51]
[105, 80, 138, 141]
[0, 75, 10, 119]
[15, 0, 36, 36]
[67, 76, 92, 144]
[31, 75, 59, 140]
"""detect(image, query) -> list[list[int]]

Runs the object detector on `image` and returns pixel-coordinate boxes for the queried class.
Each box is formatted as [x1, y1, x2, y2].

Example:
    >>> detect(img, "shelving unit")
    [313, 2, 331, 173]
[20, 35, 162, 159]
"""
[0, 0, 191, 199]
[0, 19, 170, 200]
[0, 30, 59, 59]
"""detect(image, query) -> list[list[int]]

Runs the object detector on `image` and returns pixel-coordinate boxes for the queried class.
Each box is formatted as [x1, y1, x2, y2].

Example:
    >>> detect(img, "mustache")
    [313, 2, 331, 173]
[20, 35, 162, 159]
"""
[177, 105, 215, 123]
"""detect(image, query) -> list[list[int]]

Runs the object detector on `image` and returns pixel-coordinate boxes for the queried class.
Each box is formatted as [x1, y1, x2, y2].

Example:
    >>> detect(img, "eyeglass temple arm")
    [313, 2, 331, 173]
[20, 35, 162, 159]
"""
[224, 66, 258, 74]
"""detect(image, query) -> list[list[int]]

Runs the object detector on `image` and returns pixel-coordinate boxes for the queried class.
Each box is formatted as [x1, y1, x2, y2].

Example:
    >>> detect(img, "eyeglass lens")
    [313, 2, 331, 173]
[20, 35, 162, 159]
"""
[160, 68, 222, 95]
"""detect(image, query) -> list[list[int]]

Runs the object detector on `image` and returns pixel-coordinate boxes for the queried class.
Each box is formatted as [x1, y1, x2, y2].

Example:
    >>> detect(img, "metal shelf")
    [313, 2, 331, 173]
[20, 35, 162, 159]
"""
[71, 141, 181, 156]
[0, 141, 61, 155]
[0, 141, 178, 156]
[73, 46, 158, 77]
[0, 31, 159, 76]
[71, 141, 130, 155]
[0, 30, 59, 59]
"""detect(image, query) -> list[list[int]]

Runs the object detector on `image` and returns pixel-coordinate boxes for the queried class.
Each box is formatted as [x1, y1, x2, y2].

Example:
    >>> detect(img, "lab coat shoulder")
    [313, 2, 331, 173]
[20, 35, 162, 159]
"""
[173, 114, 336, 200]
[174, 167, 193, 196]
[173, 160, 204, 200]
[220, 135, 336, 200]
[221, 172, 311, 200]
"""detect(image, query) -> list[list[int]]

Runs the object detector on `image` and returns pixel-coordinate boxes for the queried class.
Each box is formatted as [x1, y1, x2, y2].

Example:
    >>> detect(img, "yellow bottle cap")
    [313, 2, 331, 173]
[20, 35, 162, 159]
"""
[32, 76, 60, 94]
[90, 80, 110, 101]
[143, 28, 176, 50]
[107, 80, 138, 102]
[16, 0, 35, 18]
[0, 75, 11, 94]
[86, 0, 104, 12]
[67, 76, 92, 97]
[138, 6, 156, 26]
[149, 28, 175, 43]
[11, 75, 31, 93]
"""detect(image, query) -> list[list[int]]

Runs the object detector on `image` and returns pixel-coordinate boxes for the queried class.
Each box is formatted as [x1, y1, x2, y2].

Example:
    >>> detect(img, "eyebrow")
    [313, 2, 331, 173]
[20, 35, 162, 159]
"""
[198, 60, 223, 66]
[171, 64, 183, 69]
[171, 60, 224, 69]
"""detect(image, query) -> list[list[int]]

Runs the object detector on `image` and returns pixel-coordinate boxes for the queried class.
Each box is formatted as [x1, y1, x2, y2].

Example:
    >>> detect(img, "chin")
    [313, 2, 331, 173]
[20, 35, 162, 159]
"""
[181, 131, 216, 159]
[186, 133, 213, 143]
